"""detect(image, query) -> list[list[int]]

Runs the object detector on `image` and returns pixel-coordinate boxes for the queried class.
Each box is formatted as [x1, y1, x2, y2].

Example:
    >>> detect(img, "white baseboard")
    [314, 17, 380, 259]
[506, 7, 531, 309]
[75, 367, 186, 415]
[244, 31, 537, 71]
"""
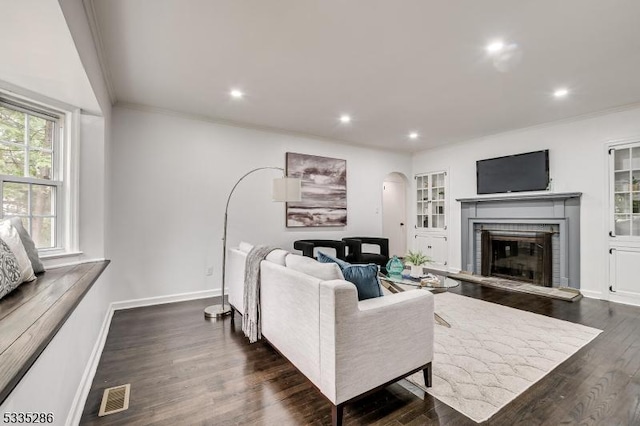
[609, 292, 640, 307]
[65, 288, 221, 425]
[65, 304, 114, 426]
[580, 289, 604, 300]
[111, 289, 221, 311]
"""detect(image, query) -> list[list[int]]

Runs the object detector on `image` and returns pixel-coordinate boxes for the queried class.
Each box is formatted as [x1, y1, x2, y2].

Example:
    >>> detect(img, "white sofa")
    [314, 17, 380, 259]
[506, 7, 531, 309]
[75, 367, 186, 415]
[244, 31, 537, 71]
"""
[227, 246, 435, 425]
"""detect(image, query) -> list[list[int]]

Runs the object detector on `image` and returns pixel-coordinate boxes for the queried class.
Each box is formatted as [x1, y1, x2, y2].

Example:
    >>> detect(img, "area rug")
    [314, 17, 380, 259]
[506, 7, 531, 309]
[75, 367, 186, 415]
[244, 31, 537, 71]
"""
[406, 293, 601, 423]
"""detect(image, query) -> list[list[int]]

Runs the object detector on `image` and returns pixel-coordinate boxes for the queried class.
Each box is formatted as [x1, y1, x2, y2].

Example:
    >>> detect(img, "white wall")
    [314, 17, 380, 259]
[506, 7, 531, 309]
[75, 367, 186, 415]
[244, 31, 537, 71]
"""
[412, 106, 640, 298]
[109, 106, 411, 302]
[0, 2, 114, 424]
[0, 0, 100, 114]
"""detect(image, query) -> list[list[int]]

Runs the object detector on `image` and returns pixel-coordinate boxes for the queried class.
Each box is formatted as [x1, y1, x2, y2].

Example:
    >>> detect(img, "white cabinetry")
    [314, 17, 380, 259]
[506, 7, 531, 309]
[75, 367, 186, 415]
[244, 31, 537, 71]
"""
[416, 171, 447, 231]
[608, 142, 640, 304]
[609, 246, 640, 304]
[415, 234, 448, 267]
[414, 171, 448, 270]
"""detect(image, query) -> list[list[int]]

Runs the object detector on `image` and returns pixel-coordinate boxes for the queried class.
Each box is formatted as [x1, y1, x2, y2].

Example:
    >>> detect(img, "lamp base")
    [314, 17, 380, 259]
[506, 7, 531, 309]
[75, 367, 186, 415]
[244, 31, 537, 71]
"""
[204, 304, 232, 319]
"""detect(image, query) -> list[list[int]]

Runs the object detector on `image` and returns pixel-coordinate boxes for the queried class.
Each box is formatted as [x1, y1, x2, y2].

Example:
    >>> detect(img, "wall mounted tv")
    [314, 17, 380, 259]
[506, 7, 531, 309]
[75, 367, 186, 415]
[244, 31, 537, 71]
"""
[476, 150, 549, 194]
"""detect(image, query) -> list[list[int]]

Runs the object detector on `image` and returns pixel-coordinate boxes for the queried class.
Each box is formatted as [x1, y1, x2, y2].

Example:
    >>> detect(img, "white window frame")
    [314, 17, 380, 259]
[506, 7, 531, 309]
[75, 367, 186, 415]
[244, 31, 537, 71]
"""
[0, 90, 80, 257]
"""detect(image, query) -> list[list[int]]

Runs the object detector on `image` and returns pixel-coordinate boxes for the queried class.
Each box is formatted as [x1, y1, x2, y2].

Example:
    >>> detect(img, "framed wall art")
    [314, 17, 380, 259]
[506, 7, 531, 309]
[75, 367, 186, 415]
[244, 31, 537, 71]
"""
[285, 152, 347, 227]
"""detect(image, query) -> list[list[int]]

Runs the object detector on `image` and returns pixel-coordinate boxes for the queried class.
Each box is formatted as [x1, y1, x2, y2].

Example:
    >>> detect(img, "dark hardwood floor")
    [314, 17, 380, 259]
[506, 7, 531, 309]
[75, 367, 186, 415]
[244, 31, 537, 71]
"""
[80, 284, 640, 425]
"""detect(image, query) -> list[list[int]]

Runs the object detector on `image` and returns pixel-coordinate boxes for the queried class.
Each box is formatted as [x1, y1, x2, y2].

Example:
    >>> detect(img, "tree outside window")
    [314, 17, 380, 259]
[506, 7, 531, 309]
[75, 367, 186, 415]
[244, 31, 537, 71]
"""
[0, 102, 59, 249]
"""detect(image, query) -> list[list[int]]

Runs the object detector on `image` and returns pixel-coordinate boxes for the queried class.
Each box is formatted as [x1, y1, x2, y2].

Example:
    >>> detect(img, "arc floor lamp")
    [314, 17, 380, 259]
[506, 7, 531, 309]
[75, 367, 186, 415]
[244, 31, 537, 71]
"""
[204, 167, 302, 319]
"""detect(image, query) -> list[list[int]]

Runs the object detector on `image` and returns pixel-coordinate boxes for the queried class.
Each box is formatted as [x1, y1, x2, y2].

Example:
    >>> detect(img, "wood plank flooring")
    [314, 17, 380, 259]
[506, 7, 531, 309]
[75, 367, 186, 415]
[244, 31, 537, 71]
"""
[80, 284, 640, 425]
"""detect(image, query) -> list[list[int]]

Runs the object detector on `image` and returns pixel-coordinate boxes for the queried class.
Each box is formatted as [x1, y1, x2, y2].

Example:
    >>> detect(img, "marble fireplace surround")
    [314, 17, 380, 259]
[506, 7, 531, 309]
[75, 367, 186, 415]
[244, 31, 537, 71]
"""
[457, 192, 582, 289]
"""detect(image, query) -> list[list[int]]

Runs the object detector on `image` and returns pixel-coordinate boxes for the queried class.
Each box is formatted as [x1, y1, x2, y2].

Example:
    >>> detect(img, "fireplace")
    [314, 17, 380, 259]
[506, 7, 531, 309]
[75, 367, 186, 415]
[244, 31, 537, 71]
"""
[458, 192, 581, 289]
[480, 230, 553, 286]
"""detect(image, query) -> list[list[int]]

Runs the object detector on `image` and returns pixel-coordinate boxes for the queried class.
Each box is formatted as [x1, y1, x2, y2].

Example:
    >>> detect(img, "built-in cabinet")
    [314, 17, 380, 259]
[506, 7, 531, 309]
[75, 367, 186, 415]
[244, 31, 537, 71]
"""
[416, 172, 447, 230]
[415, 234, 447, 266]
[414, 171, 448, 269]
[608, 142, 640, 304]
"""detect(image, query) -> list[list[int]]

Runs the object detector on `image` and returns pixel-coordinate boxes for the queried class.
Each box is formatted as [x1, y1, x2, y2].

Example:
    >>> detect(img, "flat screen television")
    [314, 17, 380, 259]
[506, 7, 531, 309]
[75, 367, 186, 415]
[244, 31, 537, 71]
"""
[476, 150, 549, 194]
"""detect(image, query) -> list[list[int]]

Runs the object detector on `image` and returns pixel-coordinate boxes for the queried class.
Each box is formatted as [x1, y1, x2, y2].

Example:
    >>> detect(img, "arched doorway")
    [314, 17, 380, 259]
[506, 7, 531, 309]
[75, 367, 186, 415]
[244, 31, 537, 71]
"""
[382, 172, 409, 257]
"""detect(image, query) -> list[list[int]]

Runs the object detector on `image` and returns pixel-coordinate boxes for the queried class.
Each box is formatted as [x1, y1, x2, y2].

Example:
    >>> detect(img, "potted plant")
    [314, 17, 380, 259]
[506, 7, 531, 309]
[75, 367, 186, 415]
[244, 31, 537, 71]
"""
[404, 250, 431, 278]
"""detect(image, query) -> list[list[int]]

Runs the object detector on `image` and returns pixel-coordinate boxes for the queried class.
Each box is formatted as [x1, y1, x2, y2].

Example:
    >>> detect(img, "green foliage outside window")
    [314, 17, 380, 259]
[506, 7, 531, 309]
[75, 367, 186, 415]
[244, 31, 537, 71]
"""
[0, 104, 56, 248]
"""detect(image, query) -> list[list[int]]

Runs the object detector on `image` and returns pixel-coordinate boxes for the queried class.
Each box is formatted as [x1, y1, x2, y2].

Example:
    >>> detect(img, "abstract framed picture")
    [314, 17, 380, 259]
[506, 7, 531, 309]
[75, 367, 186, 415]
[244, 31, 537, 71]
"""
[285, 152, 347, 227]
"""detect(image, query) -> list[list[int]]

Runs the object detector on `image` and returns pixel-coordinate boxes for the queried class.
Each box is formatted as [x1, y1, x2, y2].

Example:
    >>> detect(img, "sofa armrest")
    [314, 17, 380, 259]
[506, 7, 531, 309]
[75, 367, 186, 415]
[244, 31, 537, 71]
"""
[319, 284, 434, 404]
[227, 248, 247, 314]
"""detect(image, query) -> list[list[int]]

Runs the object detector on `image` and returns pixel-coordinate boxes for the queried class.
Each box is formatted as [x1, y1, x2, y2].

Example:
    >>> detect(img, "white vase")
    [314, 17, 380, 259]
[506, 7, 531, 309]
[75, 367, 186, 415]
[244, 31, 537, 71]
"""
[410, 264, 423, 278]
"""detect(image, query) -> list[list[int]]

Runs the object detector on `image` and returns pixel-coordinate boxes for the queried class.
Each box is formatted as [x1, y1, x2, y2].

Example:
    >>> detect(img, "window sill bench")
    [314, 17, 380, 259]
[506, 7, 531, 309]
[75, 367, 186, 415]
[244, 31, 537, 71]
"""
[0, 260, 110, 404]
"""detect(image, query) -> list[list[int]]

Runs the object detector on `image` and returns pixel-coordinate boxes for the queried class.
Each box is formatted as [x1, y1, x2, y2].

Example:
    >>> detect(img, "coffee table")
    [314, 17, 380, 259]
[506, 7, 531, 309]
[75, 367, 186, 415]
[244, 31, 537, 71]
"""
[379, 272, 460, 327]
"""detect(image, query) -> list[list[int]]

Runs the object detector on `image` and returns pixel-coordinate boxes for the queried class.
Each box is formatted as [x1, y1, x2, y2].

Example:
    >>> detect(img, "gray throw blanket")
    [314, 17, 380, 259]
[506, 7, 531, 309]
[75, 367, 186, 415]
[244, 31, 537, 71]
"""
[243, 245, 278, 343]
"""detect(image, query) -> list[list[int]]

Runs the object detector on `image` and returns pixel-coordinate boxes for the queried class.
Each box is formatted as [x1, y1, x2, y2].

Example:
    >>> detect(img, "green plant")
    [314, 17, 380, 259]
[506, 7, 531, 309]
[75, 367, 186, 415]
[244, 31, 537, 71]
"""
[404, 250, 431, 266]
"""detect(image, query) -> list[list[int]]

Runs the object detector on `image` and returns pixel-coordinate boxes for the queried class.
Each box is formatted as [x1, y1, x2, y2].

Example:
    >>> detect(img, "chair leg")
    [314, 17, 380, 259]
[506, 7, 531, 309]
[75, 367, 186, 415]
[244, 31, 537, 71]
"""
[331, 404, 344, 426]
[423, 362, 432, 388]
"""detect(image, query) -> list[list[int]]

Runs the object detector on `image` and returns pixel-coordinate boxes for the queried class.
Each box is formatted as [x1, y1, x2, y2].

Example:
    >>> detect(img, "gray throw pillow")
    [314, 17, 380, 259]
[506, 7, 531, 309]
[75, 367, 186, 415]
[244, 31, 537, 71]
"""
[9, 217, 45, 274]
[0, 238, 22, 300]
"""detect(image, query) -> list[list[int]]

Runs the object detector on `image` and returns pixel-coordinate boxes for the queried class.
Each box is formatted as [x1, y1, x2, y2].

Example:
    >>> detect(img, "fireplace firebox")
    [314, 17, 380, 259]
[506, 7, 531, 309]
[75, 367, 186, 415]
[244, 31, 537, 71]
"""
[480, 230, 553, 286]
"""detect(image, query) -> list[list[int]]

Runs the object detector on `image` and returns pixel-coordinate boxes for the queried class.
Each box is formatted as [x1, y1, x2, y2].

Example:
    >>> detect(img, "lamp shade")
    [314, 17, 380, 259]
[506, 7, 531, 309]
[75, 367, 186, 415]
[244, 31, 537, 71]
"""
[272, 177, 302, 202]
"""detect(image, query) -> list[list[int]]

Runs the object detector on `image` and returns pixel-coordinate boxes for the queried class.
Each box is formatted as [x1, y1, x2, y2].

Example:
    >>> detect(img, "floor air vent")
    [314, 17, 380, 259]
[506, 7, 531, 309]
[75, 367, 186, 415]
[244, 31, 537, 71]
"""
[98, 384, 130, 417]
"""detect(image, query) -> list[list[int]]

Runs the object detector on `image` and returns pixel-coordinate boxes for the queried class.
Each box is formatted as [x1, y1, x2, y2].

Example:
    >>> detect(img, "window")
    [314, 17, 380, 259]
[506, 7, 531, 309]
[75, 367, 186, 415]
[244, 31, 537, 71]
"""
[0, 97, 64, 250]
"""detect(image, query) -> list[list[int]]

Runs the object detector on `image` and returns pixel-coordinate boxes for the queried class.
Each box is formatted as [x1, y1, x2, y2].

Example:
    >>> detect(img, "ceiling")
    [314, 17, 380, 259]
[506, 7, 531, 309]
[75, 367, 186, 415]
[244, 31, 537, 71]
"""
[0, 0, 100, 114]
[91, 0, 640, 152]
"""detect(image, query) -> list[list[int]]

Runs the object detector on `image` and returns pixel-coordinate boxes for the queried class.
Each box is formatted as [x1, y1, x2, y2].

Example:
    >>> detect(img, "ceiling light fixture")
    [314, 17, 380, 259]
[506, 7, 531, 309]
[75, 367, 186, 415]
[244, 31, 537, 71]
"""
[230, 89, 244, 99]
[339, 114, 351, 124]
[553, 88, 569, 98]
[408, 132, 419, 140]
[486, 40, 505, 54]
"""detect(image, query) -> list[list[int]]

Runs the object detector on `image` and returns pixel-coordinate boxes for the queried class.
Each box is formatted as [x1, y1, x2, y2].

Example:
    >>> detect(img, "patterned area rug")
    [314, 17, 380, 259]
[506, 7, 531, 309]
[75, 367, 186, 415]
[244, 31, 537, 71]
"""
[406, 293, 601, 423]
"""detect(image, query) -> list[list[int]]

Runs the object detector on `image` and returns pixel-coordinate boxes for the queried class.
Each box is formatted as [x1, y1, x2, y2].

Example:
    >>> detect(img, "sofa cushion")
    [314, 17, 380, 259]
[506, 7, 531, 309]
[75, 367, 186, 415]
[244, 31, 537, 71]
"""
[238, 241, 254, 254]
[285, 254, 344, 281]
[265, 249, 288, 266]
[317, 251, 383, 301]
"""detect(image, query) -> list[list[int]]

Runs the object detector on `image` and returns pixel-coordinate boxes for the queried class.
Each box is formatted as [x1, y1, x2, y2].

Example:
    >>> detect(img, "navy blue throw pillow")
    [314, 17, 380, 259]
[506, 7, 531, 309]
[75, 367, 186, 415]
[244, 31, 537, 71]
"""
[317, 251, 350, 269]
[317, 251, 383, 301]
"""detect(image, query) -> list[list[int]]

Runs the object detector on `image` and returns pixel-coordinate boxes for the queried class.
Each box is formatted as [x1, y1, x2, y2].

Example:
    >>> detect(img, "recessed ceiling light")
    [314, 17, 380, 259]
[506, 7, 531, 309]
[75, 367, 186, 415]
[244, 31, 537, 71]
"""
[486, 40, 505, 54]
[553, 88, 569, 98]
[339, 114, 351, 124]
[230, 89, 244, 99]
[408, 132, 419, 140]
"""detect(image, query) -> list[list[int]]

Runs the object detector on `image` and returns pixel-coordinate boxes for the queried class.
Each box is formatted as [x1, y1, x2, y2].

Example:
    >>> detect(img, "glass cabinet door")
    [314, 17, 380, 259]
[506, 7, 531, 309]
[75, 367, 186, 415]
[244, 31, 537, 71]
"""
[416, 171, 447, 230]
[430, 172, 446, 229]
[613, 146, 640, 237]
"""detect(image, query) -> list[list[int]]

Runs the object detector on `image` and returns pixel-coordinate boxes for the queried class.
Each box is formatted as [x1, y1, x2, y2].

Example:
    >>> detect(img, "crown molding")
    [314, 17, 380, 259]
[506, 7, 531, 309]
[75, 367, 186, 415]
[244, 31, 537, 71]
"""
[83, 0, 117, 105]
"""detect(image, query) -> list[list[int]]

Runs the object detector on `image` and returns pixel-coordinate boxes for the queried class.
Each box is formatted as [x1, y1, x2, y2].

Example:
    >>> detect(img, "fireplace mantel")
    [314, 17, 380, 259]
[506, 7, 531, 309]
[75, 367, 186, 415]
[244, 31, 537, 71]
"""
[456, 192, 582, 203]
[458, 192, 581, 288]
